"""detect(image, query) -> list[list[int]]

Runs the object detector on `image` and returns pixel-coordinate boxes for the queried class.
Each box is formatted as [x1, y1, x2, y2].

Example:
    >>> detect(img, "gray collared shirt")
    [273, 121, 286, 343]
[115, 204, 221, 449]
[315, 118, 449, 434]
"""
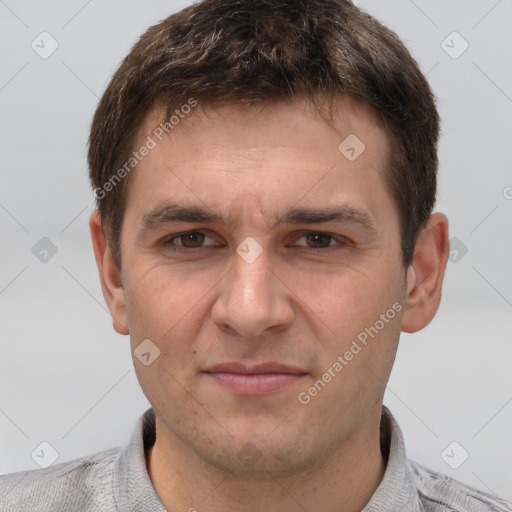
[1, 406, 510, 511]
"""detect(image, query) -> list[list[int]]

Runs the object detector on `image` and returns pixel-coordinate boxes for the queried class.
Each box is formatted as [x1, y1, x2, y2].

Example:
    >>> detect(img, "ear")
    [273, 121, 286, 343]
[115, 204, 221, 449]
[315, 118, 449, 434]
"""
[89, 210, 129, 335]
[401, 212, 449, 333]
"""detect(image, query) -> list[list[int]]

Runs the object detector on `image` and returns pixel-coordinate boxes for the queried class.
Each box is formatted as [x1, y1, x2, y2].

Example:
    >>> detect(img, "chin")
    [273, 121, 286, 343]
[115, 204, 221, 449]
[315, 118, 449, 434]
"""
[203, 442, 313, 477]
[192, 424, 317, 476]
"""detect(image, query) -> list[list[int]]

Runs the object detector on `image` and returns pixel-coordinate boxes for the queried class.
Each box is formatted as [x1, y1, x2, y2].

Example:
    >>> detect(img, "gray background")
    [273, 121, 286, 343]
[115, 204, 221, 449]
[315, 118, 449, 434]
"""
[1, 0, 511, 502]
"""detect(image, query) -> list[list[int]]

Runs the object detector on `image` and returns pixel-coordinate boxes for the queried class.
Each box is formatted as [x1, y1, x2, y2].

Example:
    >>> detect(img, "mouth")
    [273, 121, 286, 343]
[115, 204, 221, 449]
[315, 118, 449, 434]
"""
[202, 362, 308, 395]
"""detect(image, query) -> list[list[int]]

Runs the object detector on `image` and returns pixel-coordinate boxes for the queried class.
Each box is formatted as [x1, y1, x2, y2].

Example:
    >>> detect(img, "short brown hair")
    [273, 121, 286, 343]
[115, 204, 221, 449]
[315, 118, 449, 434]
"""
[88, 0, 440, 268]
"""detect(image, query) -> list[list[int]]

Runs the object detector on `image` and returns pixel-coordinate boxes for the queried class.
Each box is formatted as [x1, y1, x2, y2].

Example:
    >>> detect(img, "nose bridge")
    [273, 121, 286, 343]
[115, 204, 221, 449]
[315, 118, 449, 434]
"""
[211, 243, 294, 337]
[233, 245, 272, 301]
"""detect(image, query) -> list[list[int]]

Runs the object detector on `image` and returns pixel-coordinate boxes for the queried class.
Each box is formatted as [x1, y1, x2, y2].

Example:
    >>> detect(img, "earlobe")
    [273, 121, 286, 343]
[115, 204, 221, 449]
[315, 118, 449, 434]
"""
[89, 210, 129, 335]
[401, 213, 449, 334]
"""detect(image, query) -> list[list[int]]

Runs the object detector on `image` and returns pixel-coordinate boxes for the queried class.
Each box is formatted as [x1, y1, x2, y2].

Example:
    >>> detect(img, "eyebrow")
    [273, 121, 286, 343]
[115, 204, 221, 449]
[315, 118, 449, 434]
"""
[140, 202, 378, 235]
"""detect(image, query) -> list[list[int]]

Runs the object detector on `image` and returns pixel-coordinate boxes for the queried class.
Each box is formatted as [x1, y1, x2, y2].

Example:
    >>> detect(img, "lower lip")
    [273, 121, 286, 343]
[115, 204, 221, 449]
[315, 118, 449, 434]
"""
[205, 372, 306, 395]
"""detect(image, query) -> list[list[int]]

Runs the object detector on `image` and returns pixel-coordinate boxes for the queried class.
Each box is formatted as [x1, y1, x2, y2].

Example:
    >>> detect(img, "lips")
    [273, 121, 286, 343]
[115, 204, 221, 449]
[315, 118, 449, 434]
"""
[203, 362, 307, 395]
[205, 362, 306, 375]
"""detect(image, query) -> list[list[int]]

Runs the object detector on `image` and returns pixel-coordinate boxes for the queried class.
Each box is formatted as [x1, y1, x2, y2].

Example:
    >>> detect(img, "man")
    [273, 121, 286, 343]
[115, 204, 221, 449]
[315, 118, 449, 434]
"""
[1, 0, 510, 510]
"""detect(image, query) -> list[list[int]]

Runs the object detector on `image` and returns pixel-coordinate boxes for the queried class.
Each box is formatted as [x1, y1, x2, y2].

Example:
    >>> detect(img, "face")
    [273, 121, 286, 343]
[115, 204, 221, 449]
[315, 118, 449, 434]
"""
[103, 98, 410, 474]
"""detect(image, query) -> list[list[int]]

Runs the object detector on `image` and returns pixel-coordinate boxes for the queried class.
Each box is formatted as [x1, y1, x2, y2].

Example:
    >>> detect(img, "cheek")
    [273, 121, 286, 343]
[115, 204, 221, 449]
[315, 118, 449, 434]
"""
[126, 266, 214, 403]
[279, 257, 400, 338]
[124, 262, 219, 348]
[290, 259, 404, 394]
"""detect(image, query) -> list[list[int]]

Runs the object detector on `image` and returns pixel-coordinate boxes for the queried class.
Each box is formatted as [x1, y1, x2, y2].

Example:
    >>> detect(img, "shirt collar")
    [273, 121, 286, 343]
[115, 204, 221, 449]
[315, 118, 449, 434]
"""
[113, 408, 166, 511]
[113, 406, 419, 511]
[362, 405, 420, 511]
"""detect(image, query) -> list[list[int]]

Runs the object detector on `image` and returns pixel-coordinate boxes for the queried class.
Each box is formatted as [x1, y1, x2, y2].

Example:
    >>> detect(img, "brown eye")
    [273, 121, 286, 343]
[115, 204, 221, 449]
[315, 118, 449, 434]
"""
[304, 233, 334, 249]
[164, 231, 220, 252]
[292, 231, 348, 251]
[176, 232, 205, 248]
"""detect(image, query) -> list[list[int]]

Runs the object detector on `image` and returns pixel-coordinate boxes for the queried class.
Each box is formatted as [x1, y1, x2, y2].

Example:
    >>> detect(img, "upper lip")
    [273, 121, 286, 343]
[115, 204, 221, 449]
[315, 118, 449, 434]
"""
[204, 362, 307, 375]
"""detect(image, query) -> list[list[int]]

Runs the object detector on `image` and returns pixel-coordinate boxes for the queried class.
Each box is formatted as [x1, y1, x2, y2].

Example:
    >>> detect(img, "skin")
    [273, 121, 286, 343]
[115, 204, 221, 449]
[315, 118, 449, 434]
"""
[90, 97, 449, 512]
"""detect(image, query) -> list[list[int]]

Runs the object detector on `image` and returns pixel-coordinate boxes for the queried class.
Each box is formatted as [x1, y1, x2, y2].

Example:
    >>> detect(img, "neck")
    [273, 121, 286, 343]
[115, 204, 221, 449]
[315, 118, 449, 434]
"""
[146, 406, 387, 512]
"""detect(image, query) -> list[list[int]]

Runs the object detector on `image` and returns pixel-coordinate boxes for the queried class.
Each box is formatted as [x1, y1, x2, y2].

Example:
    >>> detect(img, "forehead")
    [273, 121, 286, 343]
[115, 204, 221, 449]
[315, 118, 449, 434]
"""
[125, 96, 393, 227]
[136, 96, 387, 161]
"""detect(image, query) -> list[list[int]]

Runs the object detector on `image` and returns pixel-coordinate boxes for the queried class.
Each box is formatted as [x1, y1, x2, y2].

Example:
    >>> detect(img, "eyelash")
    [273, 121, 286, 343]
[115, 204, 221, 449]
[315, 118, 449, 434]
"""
[162, 231, 351, 253]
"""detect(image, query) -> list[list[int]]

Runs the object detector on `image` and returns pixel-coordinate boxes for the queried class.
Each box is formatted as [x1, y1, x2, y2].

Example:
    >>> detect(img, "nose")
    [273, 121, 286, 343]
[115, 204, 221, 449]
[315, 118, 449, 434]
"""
[211, 246, 295, 338]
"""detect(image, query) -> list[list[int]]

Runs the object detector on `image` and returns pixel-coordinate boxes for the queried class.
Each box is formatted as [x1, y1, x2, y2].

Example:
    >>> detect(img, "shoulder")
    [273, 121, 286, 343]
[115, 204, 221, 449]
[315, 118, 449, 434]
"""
[407, 458, 512, 512]
[0, 447, 120, 512]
